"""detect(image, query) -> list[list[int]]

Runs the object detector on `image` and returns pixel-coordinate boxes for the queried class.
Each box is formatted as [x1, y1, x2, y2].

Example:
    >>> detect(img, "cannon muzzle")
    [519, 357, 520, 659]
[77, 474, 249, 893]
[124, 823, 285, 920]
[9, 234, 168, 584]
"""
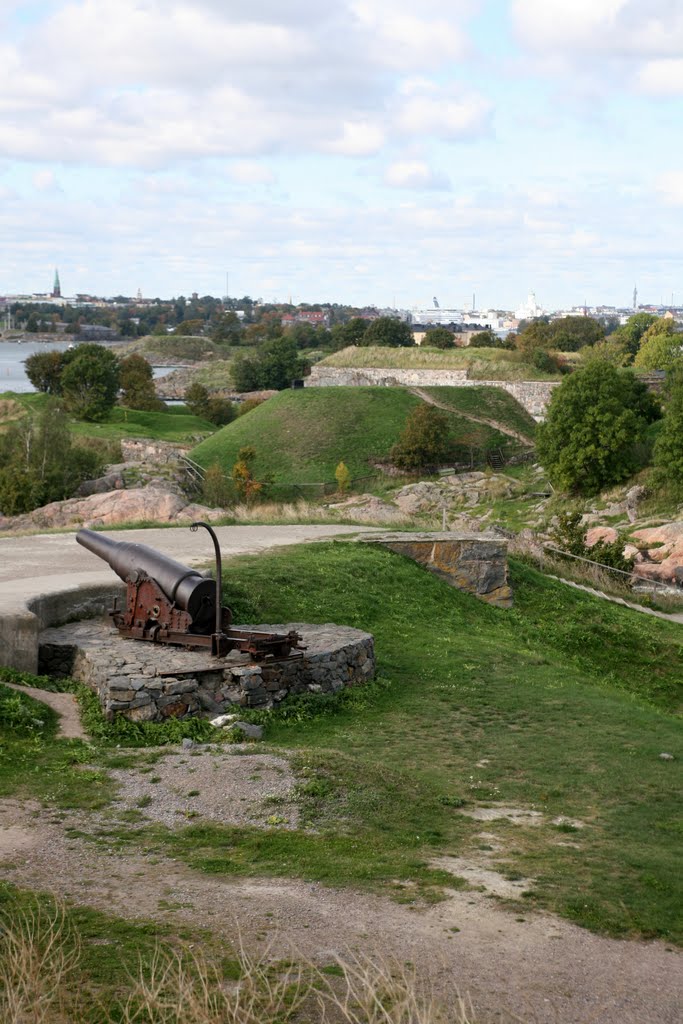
[76, 528, 216, 626]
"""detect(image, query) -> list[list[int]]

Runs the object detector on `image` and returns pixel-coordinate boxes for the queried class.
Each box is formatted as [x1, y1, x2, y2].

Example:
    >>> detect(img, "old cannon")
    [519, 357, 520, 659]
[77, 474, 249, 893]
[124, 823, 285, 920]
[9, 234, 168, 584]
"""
[76, 524, 303, 660]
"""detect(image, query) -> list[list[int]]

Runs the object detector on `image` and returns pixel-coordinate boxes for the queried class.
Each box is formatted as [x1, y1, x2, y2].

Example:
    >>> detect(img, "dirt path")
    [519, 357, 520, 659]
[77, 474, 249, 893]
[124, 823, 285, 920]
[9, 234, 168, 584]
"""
[0, 681, 87, 739]
[409, 387, 536, 446]
[0, 790, 679, 1024]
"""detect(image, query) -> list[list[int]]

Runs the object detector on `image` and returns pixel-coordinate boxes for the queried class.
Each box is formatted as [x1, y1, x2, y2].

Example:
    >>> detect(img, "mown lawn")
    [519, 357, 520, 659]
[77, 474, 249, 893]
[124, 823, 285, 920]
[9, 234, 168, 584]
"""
[0, 391, 215, 443]
[424, 386, 537, 441]
[190, 387, 520, 483]
[1, 543, 680, 944]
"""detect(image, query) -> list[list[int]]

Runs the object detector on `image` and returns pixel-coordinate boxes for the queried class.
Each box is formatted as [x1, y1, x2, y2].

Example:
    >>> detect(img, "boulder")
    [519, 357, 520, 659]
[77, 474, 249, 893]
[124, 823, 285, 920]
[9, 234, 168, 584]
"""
[629, 522, 683, 585]
[0, 486, 225, 532]
[585, 526, 619, 547]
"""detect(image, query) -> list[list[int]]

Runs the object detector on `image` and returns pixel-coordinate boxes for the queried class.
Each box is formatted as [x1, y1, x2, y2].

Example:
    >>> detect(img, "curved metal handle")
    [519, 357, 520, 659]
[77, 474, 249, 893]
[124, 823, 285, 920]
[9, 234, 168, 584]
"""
[190, 522, 223, 639]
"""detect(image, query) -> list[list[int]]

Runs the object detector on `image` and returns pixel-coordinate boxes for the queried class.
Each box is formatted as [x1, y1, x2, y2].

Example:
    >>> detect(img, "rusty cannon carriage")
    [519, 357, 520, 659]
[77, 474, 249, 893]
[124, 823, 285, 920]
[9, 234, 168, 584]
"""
[76, 523, 303, 660]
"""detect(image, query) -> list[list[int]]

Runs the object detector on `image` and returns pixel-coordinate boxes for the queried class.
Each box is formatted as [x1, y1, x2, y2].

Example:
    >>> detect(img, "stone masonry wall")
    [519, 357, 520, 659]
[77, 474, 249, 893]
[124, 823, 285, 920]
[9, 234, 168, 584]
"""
[305, 365, 558, 420]
[361, 532, 513, 608]
[39, 621, 375, 722]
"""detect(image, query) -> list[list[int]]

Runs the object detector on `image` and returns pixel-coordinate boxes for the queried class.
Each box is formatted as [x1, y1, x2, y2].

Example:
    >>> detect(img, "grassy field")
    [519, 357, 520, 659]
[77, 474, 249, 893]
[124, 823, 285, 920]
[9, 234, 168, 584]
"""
[424, 386, 537, 440]
[0, 391, 215, 443]
[319, 346, 561, 381]
[1, 543, 680, 946]
[190, 387, 526, 483]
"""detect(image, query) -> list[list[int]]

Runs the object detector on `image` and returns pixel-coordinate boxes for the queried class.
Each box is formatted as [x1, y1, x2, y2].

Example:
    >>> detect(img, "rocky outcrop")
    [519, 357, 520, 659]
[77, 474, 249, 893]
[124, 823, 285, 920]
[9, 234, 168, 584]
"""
[0, 486, 224, 533]
[325, 494, 411, 524]
[630, 522, 683, 586]
[585, 526, 619, 547]
[394, 473, 522, 516]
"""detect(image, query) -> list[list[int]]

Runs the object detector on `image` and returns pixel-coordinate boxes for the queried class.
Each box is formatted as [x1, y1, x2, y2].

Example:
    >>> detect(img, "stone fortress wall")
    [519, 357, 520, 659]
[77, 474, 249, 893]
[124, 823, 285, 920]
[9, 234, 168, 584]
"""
[305, 365, 558, 420]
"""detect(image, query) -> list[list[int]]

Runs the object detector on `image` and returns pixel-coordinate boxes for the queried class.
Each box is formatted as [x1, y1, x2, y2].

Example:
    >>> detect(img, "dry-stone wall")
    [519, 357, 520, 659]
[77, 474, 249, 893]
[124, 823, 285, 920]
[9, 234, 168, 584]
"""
[39, 621, 374, 722]
[305, 365, 558, 420]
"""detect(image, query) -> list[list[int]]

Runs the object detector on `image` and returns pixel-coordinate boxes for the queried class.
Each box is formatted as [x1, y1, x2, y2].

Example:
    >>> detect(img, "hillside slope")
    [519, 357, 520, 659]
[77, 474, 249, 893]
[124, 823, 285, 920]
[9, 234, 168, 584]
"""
[190, 386, 526, 483]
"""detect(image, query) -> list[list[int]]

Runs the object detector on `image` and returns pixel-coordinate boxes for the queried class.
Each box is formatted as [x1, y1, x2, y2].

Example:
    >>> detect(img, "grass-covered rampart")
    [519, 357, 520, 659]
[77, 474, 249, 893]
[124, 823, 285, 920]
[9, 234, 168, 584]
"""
[319, 345, 561, 381]
[191, 387, 527, 482]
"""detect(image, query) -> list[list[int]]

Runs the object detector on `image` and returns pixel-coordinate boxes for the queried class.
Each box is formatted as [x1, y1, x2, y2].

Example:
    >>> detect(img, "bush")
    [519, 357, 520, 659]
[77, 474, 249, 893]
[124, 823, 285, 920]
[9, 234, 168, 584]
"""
[390, 405, 451, 470]
[550, 512, 632, 572]
[424, 327, 455, 349]
[361, 317, 413, 348]
[201, 463, 232, 507]
[335, 460, 351, 493]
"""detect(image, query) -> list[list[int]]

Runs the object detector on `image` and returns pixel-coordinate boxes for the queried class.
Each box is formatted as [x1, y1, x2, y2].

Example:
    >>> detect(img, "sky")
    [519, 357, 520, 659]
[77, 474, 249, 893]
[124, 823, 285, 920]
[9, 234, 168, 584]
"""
[1, 0, 682, 310]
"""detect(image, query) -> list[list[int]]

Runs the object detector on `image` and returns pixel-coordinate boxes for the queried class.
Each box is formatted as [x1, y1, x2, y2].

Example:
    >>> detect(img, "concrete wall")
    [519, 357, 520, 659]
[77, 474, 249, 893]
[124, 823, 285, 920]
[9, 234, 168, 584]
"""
[305, 365, 558, 420]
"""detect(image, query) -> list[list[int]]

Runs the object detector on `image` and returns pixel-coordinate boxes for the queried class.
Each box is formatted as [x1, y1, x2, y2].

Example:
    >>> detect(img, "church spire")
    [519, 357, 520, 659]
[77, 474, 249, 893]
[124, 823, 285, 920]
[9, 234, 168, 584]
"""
[52, 268, 61, 298]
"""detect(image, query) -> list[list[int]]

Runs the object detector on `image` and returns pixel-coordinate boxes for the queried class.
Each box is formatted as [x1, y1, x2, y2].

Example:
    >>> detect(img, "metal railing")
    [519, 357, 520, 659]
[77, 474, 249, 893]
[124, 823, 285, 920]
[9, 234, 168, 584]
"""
[542, 544, 682, 597]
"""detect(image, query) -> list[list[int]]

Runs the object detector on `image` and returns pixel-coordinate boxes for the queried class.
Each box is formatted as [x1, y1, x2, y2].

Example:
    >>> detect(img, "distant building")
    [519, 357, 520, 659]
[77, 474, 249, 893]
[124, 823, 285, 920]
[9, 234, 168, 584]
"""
[78, 324, 119, 340]
[281, 310, 330, 328]
[410, 307, 463, 326]
[515, 292, 545, 320]
[52, 269, 61, 298]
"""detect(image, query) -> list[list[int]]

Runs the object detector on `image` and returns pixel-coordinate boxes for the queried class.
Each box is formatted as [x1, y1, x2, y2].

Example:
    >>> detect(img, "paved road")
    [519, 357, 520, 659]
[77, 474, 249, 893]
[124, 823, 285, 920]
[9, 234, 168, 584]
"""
[0, 524, 371, 585]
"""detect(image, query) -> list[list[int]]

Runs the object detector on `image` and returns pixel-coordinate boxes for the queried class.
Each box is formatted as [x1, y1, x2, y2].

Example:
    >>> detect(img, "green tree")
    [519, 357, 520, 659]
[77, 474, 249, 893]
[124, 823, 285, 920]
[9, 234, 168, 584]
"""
[173, 319, 204, 336]
[390, 405, 451, 470]
[23, 350, 65, 394]
[424, 327, 455, 349]
[470, 329, 503, 348]
[211, 311, 242, 345]
[361, 317, 413, 348]
[185, 382, 210, 418]
[331, 317, 369, 349]
[60, 344, 120, 421]
[633, 320, 682, 371]
[0, 401, 103, 515]
[231, 336, 309, 392]
[546, 316, 604, 351]
[118, 354, 164, 411]
[609, 312, 658, 361]
[536, 361, 659, 494]
[653, 362, 683, 488]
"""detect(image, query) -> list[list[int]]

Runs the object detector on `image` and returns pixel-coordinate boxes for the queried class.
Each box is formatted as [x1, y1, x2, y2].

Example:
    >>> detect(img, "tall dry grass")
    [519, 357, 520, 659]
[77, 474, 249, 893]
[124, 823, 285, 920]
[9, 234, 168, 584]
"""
[0, 903, 82, 1024]
[0, 904, 479, 1023]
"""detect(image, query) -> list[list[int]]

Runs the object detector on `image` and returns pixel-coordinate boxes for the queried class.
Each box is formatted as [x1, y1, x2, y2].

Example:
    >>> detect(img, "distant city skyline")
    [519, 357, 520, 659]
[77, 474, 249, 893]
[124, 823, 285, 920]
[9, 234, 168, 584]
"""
[2, 3, 682, 309]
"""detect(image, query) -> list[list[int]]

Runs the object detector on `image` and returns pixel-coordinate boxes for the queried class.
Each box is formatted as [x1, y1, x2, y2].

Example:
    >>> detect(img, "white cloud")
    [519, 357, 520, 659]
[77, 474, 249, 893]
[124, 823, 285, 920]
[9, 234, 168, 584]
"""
[637, 59, 683, 95]
[512, 0, 683, 92]
[228, 162, 276, 185]
[32, 169, 61, 192]
[384, 160, 451, 190]
[324, 120, 386, 156]
[0, 0, 486, 167]
[656, 171, 683, 205]
[395, 83, 492, 140]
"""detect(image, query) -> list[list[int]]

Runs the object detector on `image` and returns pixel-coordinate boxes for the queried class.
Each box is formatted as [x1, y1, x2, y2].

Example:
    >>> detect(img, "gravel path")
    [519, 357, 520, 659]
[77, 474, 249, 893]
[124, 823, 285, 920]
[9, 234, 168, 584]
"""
[0, 781, 680, 1024]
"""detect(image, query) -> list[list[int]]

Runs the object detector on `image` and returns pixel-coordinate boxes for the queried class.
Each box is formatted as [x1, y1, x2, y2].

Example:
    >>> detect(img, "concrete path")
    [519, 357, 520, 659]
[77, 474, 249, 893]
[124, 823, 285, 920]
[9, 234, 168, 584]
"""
[0, 525, 376, 672]
[0, 524, 371, 584]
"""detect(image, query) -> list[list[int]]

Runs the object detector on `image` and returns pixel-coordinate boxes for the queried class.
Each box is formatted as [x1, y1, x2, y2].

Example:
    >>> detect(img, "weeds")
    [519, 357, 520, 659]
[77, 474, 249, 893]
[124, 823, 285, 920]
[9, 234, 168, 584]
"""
[0, 898, 475, 1023]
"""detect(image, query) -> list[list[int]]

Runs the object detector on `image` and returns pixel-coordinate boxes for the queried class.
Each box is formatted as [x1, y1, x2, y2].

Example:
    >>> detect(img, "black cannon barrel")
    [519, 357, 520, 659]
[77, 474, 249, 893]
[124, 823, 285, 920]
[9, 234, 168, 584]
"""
[76, 528, 216, 623]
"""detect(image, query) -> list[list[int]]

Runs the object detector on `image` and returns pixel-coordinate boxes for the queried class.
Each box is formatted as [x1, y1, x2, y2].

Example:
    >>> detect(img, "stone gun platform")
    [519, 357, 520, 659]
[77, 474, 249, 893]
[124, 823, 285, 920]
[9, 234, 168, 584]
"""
[39, 620, 375, 722]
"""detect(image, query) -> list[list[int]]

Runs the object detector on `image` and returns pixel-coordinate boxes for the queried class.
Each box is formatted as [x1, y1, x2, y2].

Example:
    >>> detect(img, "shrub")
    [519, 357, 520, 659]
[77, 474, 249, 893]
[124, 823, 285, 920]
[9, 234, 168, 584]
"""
[201, 463, 232, 507]
[118, 353, 164, 411]
[390, 405, 451, 470]
[424, 327, 455, 349]
[335, 460, 351, 493]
